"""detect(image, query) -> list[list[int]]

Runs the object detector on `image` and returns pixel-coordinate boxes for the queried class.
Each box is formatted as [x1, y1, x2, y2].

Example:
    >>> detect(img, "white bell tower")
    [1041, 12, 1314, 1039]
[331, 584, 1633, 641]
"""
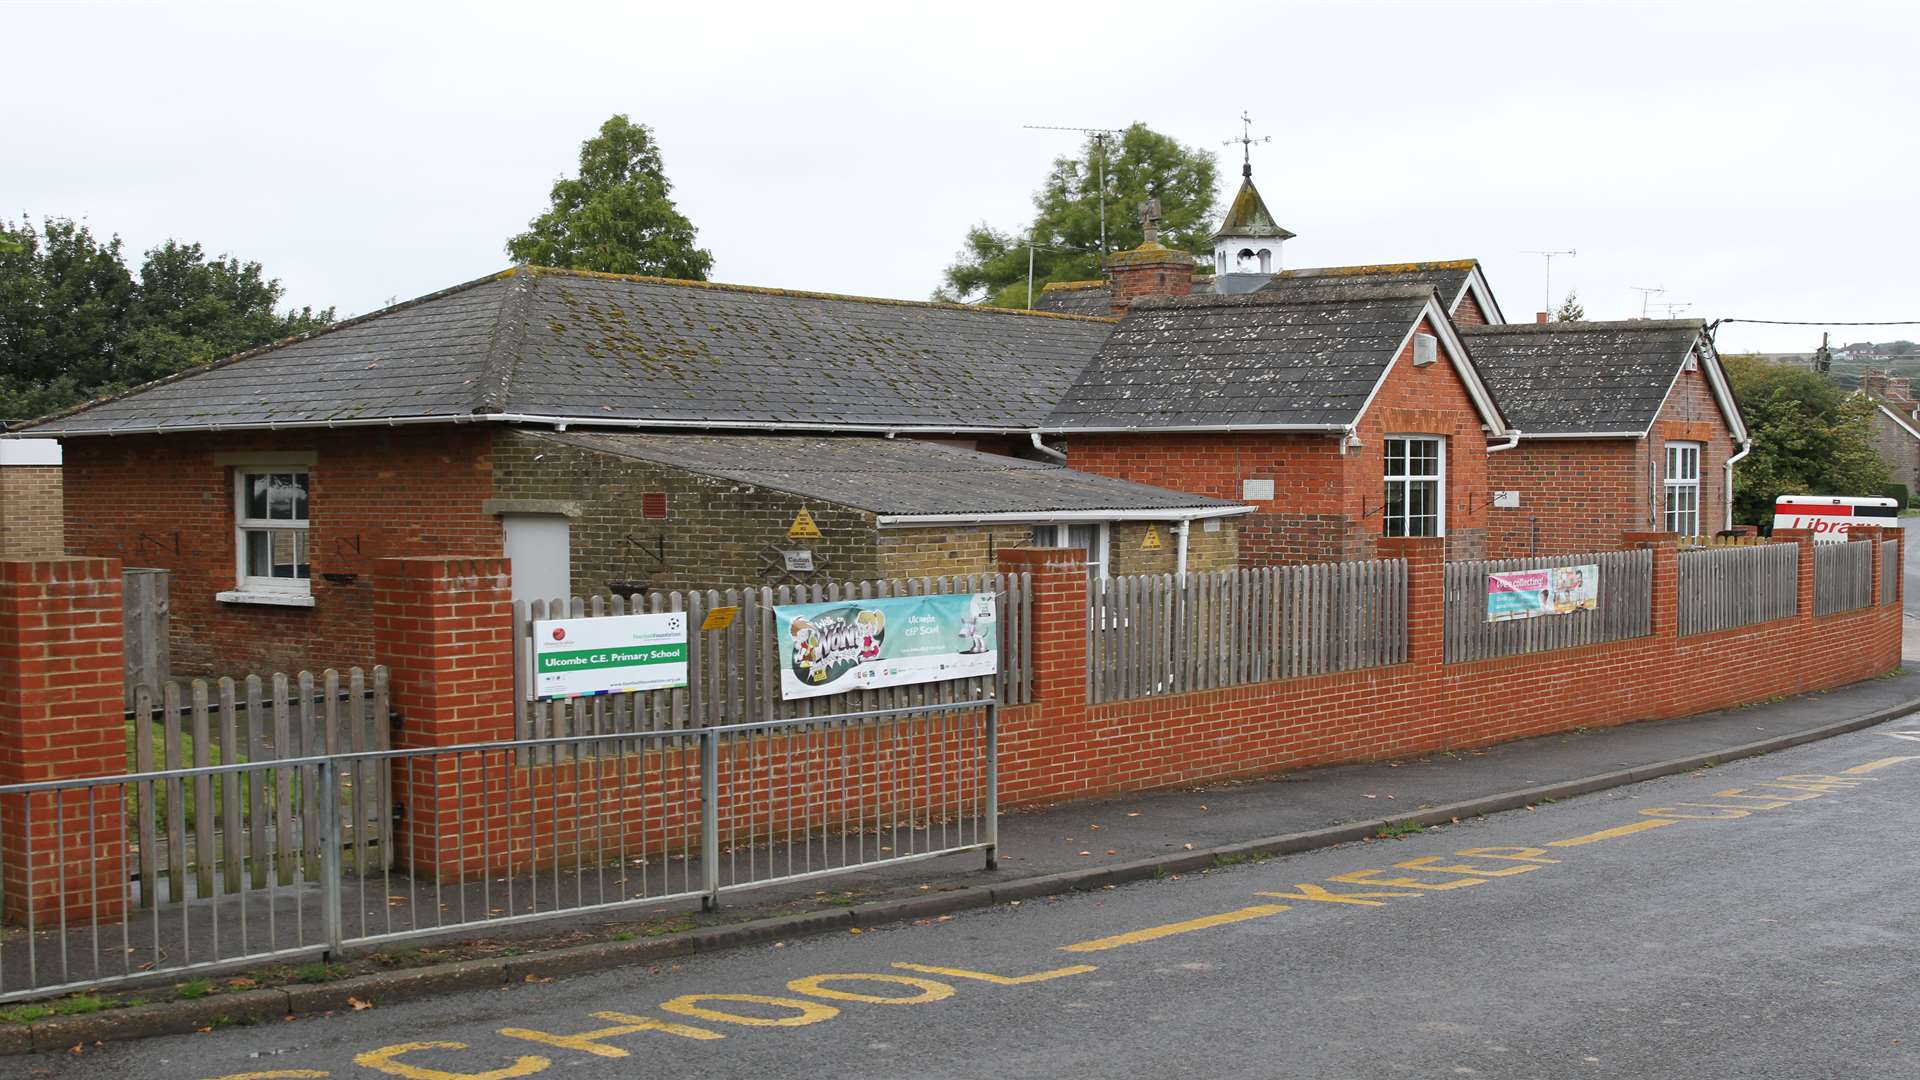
[1212, 113, 1295, 290]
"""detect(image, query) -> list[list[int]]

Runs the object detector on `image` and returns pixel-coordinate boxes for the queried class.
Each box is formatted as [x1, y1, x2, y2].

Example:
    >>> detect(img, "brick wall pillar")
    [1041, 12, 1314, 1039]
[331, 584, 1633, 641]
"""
[997, 547, 1089, 705]
[1856, 525, 1887, 606]
[1623, 532, 1679, 639]
[1772, 529, 1818, 622]
[1377, 537, 1445, 665]
[0, 558, 127, 925]
[374, 556, 514, 877]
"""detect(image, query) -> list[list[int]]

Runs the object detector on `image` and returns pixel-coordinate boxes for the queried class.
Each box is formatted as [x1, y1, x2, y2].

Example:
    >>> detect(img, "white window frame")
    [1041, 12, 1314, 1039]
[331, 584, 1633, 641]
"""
[1031, 522, 1110, 581]
[1382, 435, 1446, 538]
[222, 467, 313, 605]
[1663, 441, 1702, 536]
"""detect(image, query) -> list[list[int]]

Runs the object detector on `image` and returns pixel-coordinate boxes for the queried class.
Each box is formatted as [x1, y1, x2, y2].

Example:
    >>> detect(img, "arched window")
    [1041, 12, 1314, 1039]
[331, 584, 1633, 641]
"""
[1257, 249, 1272, 273]
[1236, 248, 1257, 272]
[1215, 251, 1226, 273]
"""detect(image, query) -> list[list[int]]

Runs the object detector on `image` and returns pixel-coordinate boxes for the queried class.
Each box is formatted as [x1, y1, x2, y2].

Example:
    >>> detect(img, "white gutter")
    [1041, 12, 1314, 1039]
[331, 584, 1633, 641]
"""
[1513, 430, 1642, 440]
[1338, 425, 1361, 455]
[1036, 423, 1349, 436]
[1487, 430, 1522, 452]
[874, 505, 1254, 528]
[1028, 432, 1068, 461]
[1724, 439, 1752, 528]
[10, 412, 1048, 440]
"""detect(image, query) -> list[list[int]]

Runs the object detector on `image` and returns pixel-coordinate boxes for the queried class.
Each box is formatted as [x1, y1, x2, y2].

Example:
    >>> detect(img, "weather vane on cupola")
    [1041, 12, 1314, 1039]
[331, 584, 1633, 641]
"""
[1224, 110, 1270, 179]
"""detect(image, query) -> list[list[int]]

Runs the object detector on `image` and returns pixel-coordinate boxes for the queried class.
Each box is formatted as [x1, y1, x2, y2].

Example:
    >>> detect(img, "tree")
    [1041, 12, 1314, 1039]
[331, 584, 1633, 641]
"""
[939, 124, 1219, 308]
[1553, 289, 1585, 321]
[0, 216, 331, 421]
[507, 115, 713, 280]
[1722, 353, 1889, 525]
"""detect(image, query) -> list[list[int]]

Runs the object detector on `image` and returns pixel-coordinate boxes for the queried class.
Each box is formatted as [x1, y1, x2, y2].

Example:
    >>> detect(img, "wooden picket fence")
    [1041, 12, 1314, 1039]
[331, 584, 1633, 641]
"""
[1882, 538, 1901, 606]
[1676, 534, 1769, 550]
[126, 668, 391, 907]
[1444, 549, 1653, 663]
[1677, 542, 1799, 637]
[513, 573, 1032, 747]
[1814, 539, 1874, 616]
[1089, 560, 1408, 704]
[123, 568, 170, 708]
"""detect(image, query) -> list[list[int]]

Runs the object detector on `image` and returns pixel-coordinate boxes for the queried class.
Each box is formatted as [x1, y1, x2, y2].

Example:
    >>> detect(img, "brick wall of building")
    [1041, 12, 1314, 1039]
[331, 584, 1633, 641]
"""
[1066, 317, 1492, 565]
[1486, 440, 1644, 557]
[61, 427, 499, 676]
[492, 432, 881, 595]
[876, 525, 1034, 579]
[1648, 362, 1737, 534]
[1452, 293, 1487, 327]
[0, 466, 65, 559]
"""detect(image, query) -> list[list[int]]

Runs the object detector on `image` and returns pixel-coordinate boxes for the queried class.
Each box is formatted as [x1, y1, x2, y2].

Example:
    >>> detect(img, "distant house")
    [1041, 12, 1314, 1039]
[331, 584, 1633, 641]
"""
[1860, 371, 1920, 499]
[1463, 320, 1749, 554]
[17, 267, 1242, 675]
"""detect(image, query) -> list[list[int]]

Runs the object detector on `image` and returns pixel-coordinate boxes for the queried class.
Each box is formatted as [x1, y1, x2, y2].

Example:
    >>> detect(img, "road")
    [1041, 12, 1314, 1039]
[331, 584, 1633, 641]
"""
[12, 718, 1918, 1080]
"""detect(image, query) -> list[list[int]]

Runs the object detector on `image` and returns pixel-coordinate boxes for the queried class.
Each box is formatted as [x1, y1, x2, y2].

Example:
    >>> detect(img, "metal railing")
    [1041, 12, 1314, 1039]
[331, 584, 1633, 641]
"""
[0, 700, 996, 1003]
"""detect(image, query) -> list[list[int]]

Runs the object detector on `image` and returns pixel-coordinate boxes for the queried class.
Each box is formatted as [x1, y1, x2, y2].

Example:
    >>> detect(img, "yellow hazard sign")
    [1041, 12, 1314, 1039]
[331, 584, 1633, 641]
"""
[788, 507, 823, 539]
[1141, 525, 1163, 550]
[700, 606, 739, 632]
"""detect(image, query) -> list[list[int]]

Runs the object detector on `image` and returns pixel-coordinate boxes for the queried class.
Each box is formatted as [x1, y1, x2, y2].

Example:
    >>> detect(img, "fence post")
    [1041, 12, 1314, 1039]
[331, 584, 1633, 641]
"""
[699, 729, 719, 912]
[984, 700, 999, 870]
[0, 557, 127, 927]
[318, 757, 344, 955]
[1622, 532, 1679, 640]
[1376, 538, 1443, 666]
[373, 556, 515, 879]
[1772, 529, 1818, 622]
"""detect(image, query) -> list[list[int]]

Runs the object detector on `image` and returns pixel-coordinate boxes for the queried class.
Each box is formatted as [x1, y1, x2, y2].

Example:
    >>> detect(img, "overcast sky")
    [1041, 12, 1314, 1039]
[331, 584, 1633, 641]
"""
[7, 0, 1915, 354]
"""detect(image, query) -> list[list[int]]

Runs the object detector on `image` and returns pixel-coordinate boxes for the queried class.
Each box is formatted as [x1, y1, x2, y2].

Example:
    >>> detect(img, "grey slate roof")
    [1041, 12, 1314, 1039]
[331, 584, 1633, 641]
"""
[1041, 285, 1442, 432]
[534, 431, 1242, 517]
[1259, 260, 1477, 307]
[1459, 319, 1707, 435]
[22, 268, 1116, 436]
[1035, 283, 1114, 316]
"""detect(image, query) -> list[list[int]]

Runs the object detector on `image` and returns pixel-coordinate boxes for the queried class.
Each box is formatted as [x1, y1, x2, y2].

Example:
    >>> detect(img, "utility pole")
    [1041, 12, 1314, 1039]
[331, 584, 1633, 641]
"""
[1522, 249, 1577, 314]
[1023, 124, 1122, 263]
[1630, 285, 1666, 319]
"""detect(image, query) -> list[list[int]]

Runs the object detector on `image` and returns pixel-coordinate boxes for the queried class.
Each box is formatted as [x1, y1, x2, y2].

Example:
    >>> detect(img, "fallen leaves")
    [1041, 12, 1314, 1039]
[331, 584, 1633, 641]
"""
[348, 996, 374, 1010]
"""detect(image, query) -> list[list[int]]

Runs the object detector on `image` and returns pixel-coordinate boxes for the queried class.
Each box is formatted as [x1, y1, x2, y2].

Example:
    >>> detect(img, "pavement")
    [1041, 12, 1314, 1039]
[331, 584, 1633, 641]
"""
[18, 684, 1920, 1078]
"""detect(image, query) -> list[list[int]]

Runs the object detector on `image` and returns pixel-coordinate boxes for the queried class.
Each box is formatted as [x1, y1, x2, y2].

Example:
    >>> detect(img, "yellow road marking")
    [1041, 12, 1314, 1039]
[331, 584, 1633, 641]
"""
[1058, 904, 1291, 953]
[1456, 847, 1560, 863]
[500, 1013, 722, 1057]
[787, 973, 954, 1004]
[203, 1073, 330, 1080]
[1547, 818, 1678, 847]
[353, 1042, 549, 1080]
[1394, 856, 1541, 878]
[1255, 883, 1421, 907]
[1844, 756, 1920, 775]
[659, 993, 838, 1027]
[1327, 868, 1486, 891]
[892, 961, 1096, 984]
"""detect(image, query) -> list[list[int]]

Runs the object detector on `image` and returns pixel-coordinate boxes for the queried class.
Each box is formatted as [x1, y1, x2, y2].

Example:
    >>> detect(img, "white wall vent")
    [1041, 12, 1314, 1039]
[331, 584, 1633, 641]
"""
[1412, 332, 1438, 367]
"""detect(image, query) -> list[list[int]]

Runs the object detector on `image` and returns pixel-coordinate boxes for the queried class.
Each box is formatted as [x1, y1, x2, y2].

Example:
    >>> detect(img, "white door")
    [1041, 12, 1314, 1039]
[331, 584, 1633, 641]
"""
[503, 515, 570, 606]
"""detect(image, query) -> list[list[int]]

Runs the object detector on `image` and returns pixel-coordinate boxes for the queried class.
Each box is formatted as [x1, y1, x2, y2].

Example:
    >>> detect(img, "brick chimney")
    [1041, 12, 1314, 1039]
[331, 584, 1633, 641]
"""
[1535, 311, 1550, 324]
[1107, 197, 1195, 315]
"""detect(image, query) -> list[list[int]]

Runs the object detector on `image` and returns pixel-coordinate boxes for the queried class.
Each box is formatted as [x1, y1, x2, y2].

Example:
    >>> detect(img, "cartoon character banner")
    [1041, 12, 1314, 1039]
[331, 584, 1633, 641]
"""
[775, 592, 997, 701]
[1486, 564, 1600, 623]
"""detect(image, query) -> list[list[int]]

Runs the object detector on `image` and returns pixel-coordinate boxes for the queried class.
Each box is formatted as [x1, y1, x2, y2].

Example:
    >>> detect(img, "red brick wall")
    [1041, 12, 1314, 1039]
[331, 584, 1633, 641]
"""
[1453, 293, 1487, 327]
[62, 427, 500, 677]
[1066, 316, 1494, 563]
[0, 558, 126, 922]
[1650, 363, 1736, 535]
[1487, 440, 1644, 557]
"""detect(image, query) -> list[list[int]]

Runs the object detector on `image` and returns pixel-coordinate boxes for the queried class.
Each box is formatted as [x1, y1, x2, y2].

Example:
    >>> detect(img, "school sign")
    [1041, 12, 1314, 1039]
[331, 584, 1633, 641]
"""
[776, 592, 997, 701]
[531, 612, 690, 699]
